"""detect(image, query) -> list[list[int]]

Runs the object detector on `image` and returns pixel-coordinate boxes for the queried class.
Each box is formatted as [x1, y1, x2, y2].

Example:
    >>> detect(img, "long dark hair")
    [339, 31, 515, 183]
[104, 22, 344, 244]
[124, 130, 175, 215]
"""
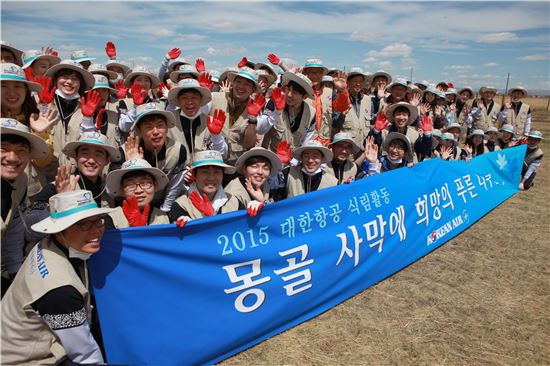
[0, 84, 39, 124]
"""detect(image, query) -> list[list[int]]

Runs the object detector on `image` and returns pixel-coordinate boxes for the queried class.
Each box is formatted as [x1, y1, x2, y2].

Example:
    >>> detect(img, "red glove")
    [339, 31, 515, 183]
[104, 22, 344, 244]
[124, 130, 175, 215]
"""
[247, 93, 266, 117]
[447, 82, 455, 89]
[96, 109, 106, 130]
[207, 109, 225, 135]
[342, 176, 354, 184]
[115, 80, 129, 99]
[189, 191, 215, 217]
[276, 140, 292, 165]
[131, 82, 147, 106]
[105, 41, 117, 59]
[270, 87, 287, 111]
[332, 90, 351, 113]
[166, 48, 181, 60]
[176, 217, 188, 227]
[238, 57, 248, 68]
[419, 115, 433, 133]
[198, 72, 213, 91]
[24, 67, 35, 82]
[122, 196, 150, 227]
[35, 75, 56, 104]
[247, 201, 265, 217]
[374, 113, 389, 131]
[80, 90, 102, 117]
[519, 137, 528, 145]
[195, 58, 205, 73]
[267, 53, 281, 66]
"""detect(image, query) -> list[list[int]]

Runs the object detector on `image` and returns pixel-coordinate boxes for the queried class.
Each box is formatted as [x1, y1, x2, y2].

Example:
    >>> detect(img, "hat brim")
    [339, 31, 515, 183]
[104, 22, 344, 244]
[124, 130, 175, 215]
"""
[169, 70, 200, 83]
[0, 75, 43, 94]
[123, 72, 160, 89]
[106, 166, 169, 197]
[219, 70, 237, 83]
[303, 65, 329, 75]
[508, 88, 527, 97]
[62, 140, 121, 162]
[191, 160, 235, 174]
[458, 88, 474, 97]
[31, 207, 115, 234]
[91, 69, 118, 80]
[281, 72, 314, 99]
[257, 73, 277, 87]
[330, 137, 361, 154]
[168, 84, 211, 106]
[254, 63, 277, 78]
[387, 103, 418, 125]
[235, 148, 282, 177]
[46, 63, 95, 90]
[106, 61, 131, 76]
[371, 72, 392, 84]
[2, 45, 23, 66]
[293, 145, 333, 164]
[22, 54, 61, 70]
[383, 132, 413, 160]
[228, 73, 260, 90]
[131, 109, 176, 131]
[0, 126, 49, 159]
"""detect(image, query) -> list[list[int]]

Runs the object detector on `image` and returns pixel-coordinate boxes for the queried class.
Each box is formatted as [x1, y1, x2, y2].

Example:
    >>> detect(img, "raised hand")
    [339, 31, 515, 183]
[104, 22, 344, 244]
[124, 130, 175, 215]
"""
[220, 80, 231, 93]
[247, 200, 265, 217]
[158, 82, 171, 99]
[80, 90, 101, 117]
[374, 113, 389, 131]
[166, 48, 181, 60]
[504, 97, 512, 109]
[30, 107, 57, 133]
[207, 109, 226, 135]
[419, 115, 433, 133]
[195, 58, 205, 73]
[115, 80, 129, 99]
[420, 102, 432, 115]
[440, 146, 452, 160]
[55, 163, 80, 193]
[276, 140, 292, 165]
[244, 177, 265, 202]
[270, 86, 287, 111]
[247, 93, 266, 117]
[364, 136, 379, 163]
[409, 92, 421, 107]
[476, 100, 484, 110]
[377, 84, 387, 98]
[122, 195, 150, 227]
[434, 105, 444, 117]
[238, 57, 248, 68]
[105, 41, 117, 59]
[332, 90, 351, 113]
[124, 134, 144, 160]
[267, 53, 281, 65]
[131, 82, 147, 105]
[198, 72, 213, 91]
[183, 166, 195, 184]
[189, 191, 215, 217]
[35, 75, 56, 105]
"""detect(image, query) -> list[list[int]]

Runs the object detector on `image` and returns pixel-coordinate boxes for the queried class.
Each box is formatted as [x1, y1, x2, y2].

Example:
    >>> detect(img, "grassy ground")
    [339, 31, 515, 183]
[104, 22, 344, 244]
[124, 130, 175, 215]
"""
[221, 110, 550, 366]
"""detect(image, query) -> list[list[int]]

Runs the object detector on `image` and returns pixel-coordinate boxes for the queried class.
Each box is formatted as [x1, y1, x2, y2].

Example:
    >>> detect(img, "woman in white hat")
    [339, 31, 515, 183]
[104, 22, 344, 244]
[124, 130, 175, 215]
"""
[499, 86, 531, 137]
[456, 86, 474, 117]
[420, 87, 447, 130]
[1, 190, 113, 365]
[461, 129, 490, 161]
[325, 132, 363, 184]
[21, 50, 61, 79]
[520, 131, 543, 190]
[434, 132, 462, 161]
[105, 158, 170, 227]
[361, 133, 414, 175]
[169, 150, 242, 225]
[225, 147, 282, 214]
[484, 126, 501, 152]
[497, 124, 517, 149]
[1, 41, 23, 66]
[274, 140, 338, 200]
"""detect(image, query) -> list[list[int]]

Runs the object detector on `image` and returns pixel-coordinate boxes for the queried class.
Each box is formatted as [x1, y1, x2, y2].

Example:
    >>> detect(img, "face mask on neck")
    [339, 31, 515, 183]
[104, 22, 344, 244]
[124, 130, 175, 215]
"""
[181, 109, 201, 120]
[387, 157, 403, 164]
[301, 166, 322, 176]
[68, 247, 92, 261]
[55, 88, 80, 100]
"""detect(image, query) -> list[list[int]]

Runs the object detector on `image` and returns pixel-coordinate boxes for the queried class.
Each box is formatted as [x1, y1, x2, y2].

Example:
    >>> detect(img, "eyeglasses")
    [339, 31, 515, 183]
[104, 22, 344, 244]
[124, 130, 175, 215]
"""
[74, 217, 105, 231]
[122, 182, 154, 192]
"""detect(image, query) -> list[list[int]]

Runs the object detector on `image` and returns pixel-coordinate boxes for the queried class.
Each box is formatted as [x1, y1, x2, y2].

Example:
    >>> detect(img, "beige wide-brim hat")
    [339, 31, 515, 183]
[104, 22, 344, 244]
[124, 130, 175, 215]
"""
[508, 86, 528, 97]
[227, 67, 260, 90]
[0, 118, 49, 159]
[0, 63, 43, 93]
[45, 60, 95, 90]
[331, 132, 361, 154]
[441, 132, 458, 146]
[256, 69, 277, 86]
[1, 41, 23, 66]
[105, 60, 132, 76]
[90, 74, 117, 93]
[123, 66, 160, 88]
[191, 150, 235, 174]
[169, 65, 200, 83]
[294, 140, 333, 164]
[457, 87, 474, 98]
[387, 102, 418, 125]
[444, 123, 464, 137]
[254, 62, 277, 78]
[383, 132, 413, 160]
[468, 129, 486, 139]
[479, 86, 497, 94]
[235, 147, 282, 177]
[281, 71, 314, 99]
[219, 67, 238, 83]
[63, 132, 121, 162]
[31, 190, 115, 234]
[130, 102, 176, 131]
[371, 71, 392, 84]
[21, 50, 61, 70]
[167, 57, 191, 73]
[168, 78, 211, 107]
[303, 58, 328, 75]
[88, 63, 118, 80]
[106, 158, 169, 197]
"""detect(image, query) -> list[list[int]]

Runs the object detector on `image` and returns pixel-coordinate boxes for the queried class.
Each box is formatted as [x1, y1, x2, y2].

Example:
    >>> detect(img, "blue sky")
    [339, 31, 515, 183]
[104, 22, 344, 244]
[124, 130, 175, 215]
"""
[3, 1, 549, 93]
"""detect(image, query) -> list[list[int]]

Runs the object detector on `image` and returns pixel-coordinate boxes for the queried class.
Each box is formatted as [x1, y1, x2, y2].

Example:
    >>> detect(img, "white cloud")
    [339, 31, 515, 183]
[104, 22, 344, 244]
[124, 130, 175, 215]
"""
[483, 62, 499, 67]
[368, 43, 412, 58]
[477, 32, 518, 43]
[350, 31, 378, 42]
[517, 54, 549, 61]
[206, 47, 247, 56]
[154, 28, 175, 37]
[444, 65, 474, 73]
[378, 61, 393, 69]
[174, 34, 208, 42]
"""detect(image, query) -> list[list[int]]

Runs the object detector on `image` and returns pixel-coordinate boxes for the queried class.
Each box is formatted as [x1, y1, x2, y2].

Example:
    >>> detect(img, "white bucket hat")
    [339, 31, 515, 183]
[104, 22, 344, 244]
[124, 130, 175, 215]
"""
[228, 67, 260, 90]
[256, 69, 276, 86]
[347, 67, 368, 81]
[302, 58, 328, 75]
[441, 132, 458, 145]
[527, 130, 543, 140]
[219, 67, 238, 83]
[444, 123, 463, 136]
[383, 132, 413, 160]
[191, 150, 235, 174]
[294, 140, 333, 164]
[0, 118, 49, 159]
[169, 64, 199, 83]
[21, 49, 61, 70]
[167, 57, 191, 73]
[484, 126, 499, 135]
[0, 63, 42, 93]
[105, 60, 132, 77]
[1, 41, 23, 66]
[131, 102, 176, 131]
[479, 86, 497, 94]
[415, 80, 429, 88]
[70, 50, 96, 63]
[281, 71, 314, 99]
[468, 129, 486, 139]
[31, 190, 114, 234]
[387, 102, 418, 125]
[45, 59, 95, 90]
[123, 65, 160, 88]
[508, 86, 528, 97]
[499, 124, 515, 134]
[322, 75, 334, 84]
[331, 132, 361, 154]
[62, 132, 121, 162]
[88, 63, 118, 80]
[387, 78, 411, 93]
[371, 70, 392, 84]
[235, 147, 282, 177]
[458, 87, 474, 97]
[209, 70, 221, 83]
[254, 62, 277, 79]
[90, 74, 117, 93]
[424, 86, 446, 99]
[168, 78, 211, 107]
[106, 158, 169, 197]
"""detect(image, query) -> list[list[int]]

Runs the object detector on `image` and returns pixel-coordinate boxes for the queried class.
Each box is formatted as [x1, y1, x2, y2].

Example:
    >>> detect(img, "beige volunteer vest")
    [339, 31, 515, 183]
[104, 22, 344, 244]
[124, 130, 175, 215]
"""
[1, 174, 28, 241]
[305, 87, 333, 141]
[262, 102, 316, 152]
[287, 166, 338, 198]
[1, 239, 90, 365]
[174, 192, 241, 220]
[338, 94, 373, 145]
[524, 147, 543, 167]
[170, 112, 213, 165]
[108, 206, 169, 229]
[471, 99, 501, 131]
[224, 177, 270, 207]
[503, 103, 530, 136]
[325, 160, 358, 184]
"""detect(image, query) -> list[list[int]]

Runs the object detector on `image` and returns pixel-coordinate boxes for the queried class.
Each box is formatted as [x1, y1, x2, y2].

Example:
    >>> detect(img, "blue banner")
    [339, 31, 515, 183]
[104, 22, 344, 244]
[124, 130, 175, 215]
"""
[90, 145, 526, 365]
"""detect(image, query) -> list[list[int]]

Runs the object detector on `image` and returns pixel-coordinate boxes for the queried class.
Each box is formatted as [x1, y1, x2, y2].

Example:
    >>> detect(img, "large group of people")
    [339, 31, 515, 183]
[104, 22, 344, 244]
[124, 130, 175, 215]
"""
[0, 40, 544, 364]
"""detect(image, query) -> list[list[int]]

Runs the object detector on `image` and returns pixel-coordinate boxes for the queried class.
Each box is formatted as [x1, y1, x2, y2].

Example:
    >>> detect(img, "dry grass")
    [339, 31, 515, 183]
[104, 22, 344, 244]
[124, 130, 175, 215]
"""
[221, 111, 550, 366]
[497, 96, 550, 112]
